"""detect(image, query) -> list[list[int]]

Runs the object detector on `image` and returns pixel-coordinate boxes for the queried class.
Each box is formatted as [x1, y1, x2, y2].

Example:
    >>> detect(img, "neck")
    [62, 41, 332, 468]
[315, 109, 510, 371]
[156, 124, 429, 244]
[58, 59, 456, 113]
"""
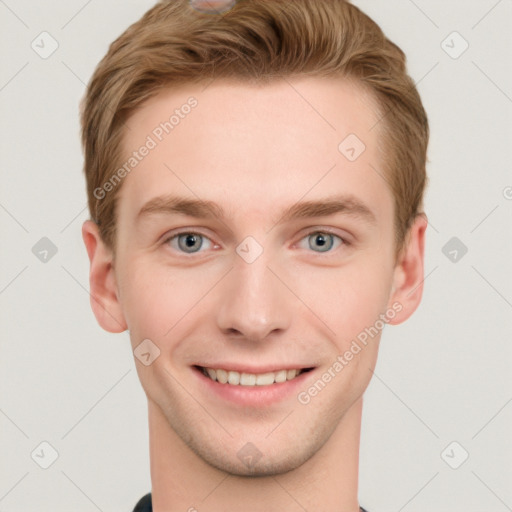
[149, 397, 363, 512]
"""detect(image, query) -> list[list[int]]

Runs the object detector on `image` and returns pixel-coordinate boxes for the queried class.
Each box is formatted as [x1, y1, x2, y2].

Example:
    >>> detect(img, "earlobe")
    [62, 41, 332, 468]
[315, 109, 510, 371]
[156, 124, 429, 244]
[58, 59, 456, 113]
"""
[387, 214, 428, 325]
[81, 220, 127, 333]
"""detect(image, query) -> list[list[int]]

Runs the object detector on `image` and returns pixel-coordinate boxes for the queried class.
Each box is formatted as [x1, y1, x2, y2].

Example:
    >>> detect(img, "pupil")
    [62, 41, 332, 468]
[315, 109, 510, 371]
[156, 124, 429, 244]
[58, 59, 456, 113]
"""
[310, 232, 332, 252]
[316, 234, 326, 246]
[185, 235, 197, 247]
[179, 233, 202, 252]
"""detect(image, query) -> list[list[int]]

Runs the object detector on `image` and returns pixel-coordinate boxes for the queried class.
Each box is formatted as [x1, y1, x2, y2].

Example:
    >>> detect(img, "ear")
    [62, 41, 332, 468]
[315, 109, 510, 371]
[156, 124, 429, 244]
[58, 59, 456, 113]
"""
[82, 220, 127, 333]
[386, 214, 428, 325]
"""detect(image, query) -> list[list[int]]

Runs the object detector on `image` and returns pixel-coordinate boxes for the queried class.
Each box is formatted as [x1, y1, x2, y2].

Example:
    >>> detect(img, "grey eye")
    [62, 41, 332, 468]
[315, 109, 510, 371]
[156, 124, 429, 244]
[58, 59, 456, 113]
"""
[308, 232, 335, 252]
[171, 233, 210, 253]
[298, 231, 345, 254]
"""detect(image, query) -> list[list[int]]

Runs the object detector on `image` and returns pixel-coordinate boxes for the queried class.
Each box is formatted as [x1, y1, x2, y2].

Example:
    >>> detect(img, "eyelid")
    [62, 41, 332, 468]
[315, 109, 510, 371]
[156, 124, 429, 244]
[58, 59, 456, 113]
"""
[161, 229, 219, 252]
[160, 226, 351, 254]
[162, 228, 212, 243]
[296, 227, 351, 245]
[291, 228, 352, 257]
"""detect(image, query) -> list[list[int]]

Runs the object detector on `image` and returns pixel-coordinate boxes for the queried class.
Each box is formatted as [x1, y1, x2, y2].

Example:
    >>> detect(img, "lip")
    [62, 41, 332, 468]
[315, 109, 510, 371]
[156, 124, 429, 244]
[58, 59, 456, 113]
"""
[194, 363, 312, 374]
[192, 365, 315, 407]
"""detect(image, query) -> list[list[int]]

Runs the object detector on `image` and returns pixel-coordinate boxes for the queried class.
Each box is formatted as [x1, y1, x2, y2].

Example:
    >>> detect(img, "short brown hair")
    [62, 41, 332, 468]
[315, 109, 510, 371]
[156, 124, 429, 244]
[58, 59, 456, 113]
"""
[81, 0, 428, 252]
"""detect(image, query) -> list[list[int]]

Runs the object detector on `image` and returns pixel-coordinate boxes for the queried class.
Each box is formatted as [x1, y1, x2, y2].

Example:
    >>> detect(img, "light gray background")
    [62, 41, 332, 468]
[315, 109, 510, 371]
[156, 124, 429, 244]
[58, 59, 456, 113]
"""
[1, 1, 511, 511]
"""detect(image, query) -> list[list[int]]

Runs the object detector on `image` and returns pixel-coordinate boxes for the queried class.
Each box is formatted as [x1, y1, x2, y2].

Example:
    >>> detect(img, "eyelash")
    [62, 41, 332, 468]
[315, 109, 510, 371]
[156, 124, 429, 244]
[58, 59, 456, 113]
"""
[162, 228, 350, 255]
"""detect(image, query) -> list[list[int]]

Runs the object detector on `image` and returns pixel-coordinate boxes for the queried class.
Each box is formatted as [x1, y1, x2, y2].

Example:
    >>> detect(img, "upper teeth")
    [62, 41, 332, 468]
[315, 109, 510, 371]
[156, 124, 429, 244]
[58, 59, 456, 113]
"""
[202, 367, 302, 386]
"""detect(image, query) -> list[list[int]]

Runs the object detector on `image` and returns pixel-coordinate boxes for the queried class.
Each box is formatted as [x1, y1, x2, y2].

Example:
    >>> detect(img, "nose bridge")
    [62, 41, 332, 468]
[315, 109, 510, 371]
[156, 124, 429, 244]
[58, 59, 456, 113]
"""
[215, 250, 291, 341]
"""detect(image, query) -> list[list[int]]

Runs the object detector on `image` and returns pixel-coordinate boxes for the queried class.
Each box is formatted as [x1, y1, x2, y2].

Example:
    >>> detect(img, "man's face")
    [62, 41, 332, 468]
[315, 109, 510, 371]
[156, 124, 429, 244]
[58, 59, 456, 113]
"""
[108, 77, 403, 475]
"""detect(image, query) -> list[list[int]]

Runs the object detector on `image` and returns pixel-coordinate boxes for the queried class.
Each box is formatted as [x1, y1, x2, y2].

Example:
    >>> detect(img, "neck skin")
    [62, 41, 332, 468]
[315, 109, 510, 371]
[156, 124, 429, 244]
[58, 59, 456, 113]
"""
[149, 398, 363, 512]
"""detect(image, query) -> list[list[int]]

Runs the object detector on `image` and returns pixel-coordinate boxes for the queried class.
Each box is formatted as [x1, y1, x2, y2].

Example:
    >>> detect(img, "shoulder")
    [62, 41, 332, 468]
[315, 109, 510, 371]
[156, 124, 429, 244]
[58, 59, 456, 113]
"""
[131, 493, 368, 512]
[132, 492, 152, 512]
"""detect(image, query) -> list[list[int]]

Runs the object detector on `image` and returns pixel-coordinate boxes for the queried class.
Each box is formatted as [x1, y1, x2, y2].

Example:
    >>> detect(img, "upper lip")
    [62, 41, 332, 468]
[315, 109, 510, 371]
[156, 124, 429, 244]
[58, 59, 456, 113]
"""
[194, 364, 314, 373]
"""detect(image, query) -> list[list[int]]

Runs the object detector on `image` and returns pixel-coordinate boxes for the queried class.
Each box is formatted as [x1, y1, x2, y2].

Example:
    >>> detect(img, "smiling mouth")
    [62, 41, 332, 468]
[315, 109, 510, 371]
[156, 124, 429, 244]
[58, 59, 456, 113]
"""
[196, 366, 314, 386]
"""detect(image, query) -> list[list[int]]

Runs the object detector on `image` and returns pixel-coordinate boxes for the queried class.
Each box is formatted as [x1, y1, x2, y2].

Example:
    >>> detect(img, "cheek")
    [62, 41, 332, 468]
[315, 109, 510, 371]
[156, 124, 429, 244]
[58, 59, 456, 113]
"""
[117, 257, 227, 350]
[293, 262, 392, 409]
[117, 261, 192, 341]
[291, 256, 394, 353]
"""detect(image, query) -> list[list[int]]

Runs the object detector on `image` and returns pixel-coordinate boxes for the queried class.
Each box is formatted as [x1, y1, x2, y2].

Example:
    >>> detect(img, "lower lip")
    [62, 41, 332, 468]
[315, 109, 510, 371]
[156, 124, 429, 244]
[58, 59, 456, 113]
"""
[193, 367, 314, 407]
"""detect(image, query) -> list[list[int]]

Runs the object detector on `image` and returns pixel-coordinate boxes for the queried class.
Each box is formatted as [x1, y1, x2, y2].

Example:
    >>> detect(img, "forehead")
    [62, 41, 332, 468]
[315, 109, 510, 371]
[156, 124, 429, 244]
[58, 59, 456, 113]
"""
[117, 76, 391, 225]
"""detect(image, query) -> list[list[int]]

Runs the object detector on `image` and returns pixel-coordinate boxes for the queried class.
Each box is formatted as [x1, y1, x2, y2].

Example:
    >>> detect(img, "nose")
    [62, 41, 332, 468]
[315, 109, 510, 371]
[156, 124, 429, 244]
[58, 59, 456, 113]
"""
[215, 253, 292, 342]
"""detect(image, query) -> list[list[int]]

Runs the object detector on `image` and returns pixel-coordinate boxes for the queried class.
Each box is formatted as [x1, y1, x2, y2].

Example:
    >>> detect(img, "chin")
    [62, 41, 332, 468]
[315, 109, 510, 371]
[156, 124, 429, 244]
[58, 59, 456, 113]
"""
[180, 425, 331, 478]
[195, 445, 313, 477]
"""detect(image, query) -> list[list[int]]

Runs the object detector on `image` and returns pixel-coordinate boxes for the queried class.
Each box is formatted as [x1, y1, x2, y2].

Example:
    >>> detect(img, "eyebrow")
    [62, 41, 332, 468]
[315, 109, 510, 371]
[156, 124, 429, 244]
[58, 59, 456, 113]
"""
[137, 196, 224, 220]
[136, 194, 377, 225]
